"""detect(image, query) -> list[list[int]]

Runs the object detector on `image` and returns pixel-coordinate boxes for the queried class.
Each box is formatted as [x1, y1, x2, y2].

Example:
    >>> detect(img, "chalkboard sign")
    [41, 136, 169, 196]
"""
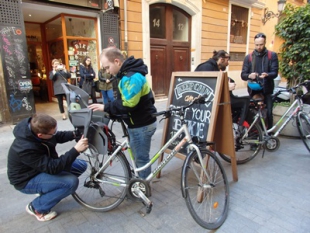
[164, 72, 220, 154]
[0, 25, 35, 123]
[158, 71, 238, 181]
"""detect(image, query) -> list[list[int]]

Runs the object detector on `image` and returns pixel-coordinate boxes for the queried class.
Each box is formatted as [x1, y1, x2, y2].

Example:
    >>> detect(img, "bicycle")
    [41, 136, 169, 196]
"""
[219, 80, 310, 164]
[62, 83, 229, 230]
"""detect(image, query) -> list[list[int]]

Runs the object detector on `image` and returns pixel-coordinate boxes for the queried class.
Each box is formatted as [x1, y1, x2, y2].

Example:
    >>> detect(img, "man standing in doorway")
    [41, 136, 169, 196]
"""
[241, 33, 279, 129]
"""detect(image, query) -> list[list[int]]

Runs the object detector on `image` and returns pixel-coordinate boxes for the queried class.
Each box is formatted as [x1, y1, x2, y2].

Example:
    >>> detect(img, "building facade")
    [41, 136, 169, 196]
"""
[0, 0, 307, 124]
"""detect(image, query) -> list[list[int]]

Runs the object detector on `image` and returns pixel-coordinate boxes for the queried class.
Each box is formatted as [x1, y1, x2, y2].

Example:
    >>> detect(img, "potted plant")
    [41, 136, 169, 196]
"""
[272, 3, 310, 137]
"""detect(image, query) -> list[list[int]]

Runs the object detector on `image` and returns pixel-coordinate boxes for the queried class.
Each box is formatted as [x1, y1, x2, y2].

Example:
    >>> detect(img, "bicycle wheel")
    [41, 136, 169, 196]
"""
[296, 112, 310, 152]
[72, 144, 131, 211]
[218, 122, 263, 164]
[182, 149, 229, 230]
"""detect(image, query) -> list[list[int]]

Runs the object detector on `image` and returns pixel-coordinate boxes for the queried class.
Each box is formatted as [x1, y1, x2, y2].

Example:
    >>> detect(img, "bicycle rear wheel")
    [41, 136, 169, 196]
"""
[218, 122, 263, 164]
[296, 112, 310, 152]
[182, 149, 229, 230]
[72, 144, 131, 211]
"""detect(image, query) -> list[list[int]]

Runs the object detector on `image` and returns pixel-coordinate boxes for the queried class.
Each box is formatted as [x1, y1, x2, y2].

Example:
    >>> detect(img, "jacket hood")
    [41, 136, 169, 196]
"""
[13, 117, 39, 143]
[116, 56, 148, 79]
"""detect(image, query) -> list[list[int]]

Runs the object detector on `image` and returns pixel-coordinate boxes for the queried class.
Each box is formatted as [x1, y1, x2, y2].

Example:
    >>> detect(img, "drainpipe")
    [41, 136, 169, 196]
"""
[123, 0, 128, 57]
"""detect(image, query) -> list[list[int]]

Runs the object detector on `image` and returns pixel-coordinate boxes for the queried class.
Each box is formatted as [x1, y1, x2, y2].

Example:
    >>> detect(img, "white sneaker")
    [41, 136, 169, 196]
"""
[26, 203, 57, 222]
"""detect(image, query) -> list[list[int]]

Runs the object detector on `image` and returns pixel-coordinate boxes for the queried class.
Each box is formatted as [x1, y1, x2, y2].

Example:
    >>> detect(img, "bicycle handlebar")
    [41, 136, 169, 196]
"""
[272, 80, 310, 98]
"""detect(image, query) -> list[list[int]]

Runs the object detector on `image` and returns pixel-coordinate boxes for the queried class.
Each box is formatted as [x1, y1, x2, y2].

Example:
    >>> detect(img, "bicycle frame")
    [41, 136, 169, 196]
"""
[94, 120, 210, 186]
[242, 98, 303, 145]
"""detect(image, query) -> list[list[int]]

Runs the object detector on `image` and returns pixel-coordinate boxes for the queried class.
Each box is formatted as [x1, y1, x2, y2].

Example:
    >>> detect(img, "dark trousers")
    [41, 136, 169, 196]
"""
[230, 94, 250, 126]
[264, 94, 273, 129]
[55, 94, 66, 113]
[90, 86, 97, 103]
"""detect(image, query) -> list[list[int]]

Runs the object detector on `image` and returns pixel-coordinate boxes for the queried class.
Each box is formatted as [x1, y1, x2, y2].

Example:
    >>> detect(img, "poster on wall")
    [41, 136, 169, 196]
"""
[0, 25, 35, 123]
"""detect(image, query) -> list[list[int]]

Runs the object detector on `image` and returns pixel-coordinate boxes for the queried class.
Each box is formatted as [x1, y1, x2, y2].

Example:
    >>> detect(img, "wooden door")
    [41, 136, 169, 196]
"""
[150, 4, 191, 97]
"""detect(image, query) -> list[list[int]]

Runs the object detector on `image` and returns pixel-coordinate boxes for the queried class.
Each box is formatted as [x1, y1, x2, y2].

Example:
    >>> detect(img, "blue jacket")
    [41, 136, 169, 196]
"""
[104, 56, 157, 128]
[241, 48, 279, 95]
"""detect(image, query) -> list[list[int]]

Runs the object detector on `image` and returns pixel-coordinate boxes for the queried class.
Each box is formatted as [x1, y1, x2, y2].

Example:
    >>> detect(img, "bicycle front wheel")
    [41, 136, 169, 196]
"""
[219, 122, 263, 164]
[72, 144, 131, 211]
[182, 149, 229, 230]
[296, 111, 310, 152]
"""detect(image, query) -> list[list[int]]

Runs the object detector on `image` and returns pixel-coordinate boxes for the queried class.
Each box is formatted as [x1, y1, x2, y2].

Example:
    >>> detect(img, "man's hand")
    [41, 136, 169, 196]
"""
[229, 82, 236, 91]
[74, 135, 88, 153]
[248, 72, 258, 80]
[88, 104, 104, 112]
[259, 72, 268, 78]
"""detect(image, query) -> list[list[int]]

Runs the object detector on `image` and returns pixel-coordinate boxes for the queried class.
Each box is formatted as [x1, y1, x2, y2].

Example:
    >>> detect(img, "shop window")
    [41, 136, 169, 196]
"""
[230, 52, 246, 62]
[150, 6, 166, 39]
[230, 5, 249, 44]
[172, 9, 189, 41]
[67, 39, 98, 86]
[25, 23, 42, 42]
[45, 17, 62, 41]
[65, 17, 96, 38]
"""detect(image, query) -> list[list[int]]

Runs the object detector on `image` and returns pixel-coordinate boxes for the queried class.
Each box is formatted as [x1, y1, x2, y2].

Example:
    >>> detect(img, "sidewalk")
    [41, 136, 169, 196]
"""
[0, 98, 310, 233]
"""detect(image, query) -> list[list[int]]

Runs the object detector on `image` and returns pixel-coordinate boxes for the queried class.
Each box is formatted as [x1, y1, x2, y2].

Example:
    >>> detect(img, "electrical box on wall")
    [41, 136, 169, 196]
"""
[100, 12, 119, 49]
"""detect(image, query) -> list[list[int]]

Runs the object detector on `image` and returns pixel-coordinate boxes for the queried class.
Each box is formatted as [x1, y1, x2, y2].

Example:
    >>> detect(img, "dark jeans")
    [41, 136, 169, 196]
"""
[55, 94, 66, 113]
[230, 94, 250, 126]
[20, 159, 87, 214]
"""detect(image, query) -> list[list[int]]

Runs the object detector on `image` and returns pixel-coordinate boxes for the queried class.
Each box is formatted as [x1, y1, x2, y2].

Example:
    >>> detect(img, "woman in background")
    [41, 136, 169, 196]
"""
[98, 67, 115, 104]
[49, 59, 71, 120]
[79, 56, 97, 104]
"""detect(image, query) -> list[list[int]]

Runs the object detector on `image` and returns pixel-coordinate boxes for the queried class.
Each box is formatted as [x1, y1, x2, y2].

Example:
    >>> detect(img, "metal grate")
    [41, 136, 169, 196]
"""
[0, 0, 21, 25]
[102, 13, 118, 34]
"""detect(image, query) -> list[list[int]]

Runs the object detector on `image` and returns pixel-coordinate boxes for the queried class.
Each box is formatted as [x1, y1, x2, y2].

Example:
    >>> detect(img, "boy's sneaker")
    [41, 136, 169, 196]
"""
[26, 203, 57, 222]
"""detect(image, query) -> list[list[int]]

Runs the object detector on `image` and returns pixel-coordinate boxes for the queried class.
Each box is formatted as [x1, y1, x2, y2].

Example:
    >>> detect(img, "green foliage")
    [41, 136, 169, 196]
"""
[275, 3, 310, 88]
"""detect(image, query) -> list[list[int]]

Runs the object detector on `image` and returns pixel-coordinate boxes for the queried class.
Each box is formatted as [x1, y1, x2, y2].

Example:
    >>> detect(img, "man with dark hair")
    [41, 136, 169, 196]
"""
[241, 33, 279, 129]
[195, 50, 230, 71]
[195, 50, 250, 133]
[89, 47, 157, 179]
[7, 113, 89, 221]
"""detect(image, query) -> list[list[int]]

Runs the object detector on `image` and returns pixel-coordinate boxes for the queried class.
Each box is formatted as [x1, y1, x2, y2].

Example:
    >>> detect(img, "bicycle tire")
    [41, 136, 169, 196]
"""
[218, 122, 263, 164]
[72, 144, 131, 211]
[296, 112, 310, 152]
[182, 149, 229, 230]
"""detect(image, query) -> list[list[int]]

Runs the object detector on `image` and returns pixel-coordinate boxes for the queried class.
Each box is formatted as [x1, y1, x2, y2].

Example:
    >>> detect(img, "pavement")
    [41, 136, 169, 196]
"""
[0, 91, 310, 233]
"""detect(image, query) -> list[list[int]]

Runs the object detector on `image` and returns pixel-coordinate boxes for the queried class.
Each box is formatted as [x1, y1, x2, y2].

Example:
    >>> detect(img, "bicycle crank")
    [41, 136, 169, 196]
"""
[264, 136, 280, 152]
[127, 179, 153, 213]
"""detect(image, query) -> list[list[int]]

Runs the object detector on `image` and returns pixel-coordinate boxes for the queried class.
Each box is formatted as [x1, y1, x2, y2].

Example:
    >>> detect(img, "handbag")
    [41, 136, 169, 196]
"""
[94, 80, 101, 93]
[82, 80, 92, 94]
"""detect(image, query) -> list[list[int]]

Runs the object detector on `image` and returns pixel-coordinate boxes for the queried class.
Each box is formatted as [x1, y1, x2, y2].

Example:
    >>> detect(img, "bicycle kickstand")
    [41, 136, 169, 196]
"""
[133, 187, 153, 214]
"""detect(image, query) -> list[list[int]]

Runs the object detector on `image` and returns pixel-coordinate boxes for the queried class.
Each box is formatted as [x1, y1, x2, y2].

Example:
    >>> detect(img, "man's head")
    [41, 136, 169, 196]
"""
[254, 33, 266, 53]
[100, 47, 125, 76]
[212, 50, 230, 71]
[30, 113, 57, 140]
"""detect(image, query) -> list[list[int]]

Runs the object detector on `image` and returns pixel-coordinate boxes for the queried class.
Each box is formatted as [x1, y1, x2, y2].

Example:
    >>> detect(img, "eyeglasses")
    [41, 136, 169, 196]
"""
[44, 127, 58, 136]
[254, 33, 266, 39]
[86, 59, 91, 62]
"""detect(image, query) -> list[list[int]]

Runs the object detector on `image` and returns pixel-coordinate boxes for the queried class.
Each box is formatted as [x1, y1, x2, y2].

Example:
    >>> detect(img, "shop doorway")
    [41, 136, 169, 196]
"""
[25, 22, 49, 103]
[150, 4, 191, 98]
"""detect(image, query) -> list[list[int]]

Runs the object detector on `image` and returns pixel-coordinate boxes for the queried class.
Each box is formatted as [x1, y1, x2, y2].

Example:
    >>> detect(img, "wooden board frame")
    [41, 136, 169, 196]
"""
[157, 71, 238, 181]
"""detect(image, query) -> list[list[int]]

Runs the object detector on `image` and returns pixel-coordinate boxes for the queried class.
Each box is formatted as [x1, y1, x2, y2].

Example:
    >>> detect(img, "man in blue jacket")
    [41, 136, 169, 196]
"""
[241, 33, 279, 129]
[89, 47, 157, 179]
[7, 113, 88, 221]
